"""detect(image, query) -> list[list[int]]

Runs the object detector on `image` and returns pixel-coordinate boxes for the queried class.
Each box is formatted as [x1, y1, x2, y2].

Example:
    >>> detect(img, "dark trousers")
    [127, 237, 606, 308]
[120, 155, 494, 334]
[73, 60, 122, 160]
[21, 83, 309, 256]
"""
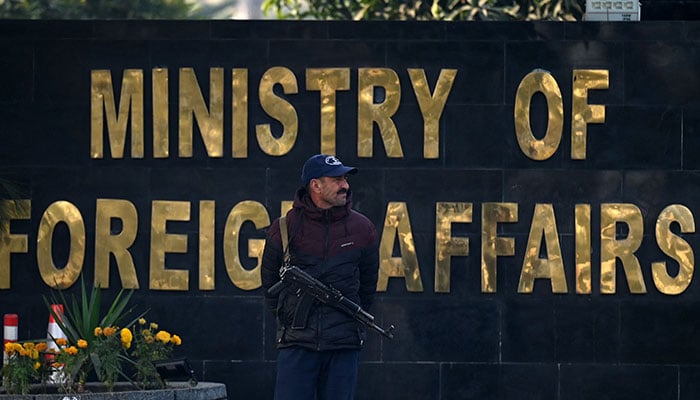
[274, 347, 360, 400]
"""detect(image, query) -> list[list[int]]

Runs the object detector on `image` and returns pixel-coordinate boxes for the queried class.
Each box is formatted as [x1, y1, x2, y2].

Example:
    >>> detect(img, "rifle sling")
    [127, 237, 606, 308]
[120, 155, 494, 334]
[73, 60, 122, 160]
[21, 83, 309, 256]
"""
[280, 215, 314, 329]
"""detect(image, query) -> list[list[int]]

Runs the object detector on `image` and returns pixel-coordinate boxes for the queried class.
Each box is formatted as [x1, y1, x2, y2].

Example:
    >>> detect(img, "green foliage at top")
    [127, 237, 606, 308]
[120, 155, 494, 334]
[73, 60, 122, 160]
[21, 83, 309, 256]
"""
[262, 0, 585, 21]
[0, 0, 194, 19]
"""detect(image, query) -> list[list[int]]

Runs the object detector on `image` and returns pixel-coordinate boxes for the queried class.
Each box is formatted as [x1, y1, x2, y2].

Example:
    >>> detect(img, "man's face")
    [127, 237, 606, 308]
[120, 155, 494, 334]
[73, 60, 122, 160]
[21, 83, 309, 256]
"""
[311, 175, 350, 209]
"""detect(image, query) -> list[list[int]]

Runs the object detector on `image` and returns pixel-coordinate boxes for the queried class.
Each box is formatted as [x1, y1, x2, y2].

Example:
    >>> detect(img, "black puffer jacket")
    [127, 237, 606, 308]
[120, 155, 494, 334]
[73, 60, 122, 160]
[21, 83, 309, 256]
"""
[261, 187, 379, 351]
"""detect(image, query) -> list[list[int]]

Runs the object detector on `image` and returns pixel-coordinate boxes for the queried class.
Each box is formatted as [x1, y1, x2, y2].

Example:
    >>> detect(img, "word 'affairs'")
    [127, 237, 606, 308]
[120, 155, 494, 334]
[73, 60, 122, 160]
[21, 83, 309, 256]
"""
[0, 199, 692, 296]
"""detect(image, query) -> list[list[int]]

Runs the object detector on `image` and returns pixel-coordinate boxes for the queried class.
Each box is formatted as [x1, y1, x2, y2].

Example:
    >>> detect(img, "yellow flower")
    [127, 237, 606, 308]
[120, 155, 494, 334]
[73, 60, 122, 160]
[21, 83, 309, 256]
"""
[138, 318, 147, 325]
[23, 342, 35, 350]
[4, 342, 16, 356]
[150, 322, 158, 330]
[120, 328, 133, 349]
[155, 330, 171, 343]
[65, 346, 78, 355]
[145, 336, 154, 344]
[35, 342, 48, 352]
[30, 349, 39, 360]
[103, 326, 116, 337]
[34, 361, 41, 370]
[171, 335, 182, 346]
[10, 343, 23, 354]
[55, 338, 68, 347]
[94, 327, 103, 336]
[77, 339, 88, 349]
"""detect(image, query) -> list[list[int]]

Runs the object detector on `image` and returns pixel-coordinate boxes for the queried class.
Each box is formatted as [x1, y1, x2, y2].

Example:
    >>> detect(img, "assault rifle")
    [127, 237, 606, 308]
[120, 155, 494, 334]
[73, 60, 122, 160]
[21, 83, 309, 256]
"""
[267, 265, 395, 339]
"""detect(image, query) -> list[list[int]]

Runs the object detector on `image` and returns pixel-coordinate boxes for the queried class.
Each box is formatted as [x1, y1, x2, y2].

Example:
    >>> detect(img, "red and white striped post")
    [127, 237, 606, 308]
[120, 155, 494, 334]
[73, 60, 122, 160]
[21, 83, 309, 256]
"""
[3, 313, 18, 365]
[46, 304, 67, 383]
[46, 304, 66, 352]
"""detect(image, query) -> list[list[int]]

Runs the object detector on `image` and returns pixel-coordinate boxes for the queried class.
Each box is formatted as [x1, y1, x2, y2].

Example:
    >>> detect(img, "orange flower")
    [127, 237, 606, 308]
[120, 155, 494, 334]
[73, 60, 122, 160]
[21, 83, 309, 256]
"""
[55, 338, 68, 347]
[35, 342, 48, 352]
[77, 339, 88, 349]
[94, 327, 103, 336]
[103, 327, 116, 337]
[65, 346, 78, 355]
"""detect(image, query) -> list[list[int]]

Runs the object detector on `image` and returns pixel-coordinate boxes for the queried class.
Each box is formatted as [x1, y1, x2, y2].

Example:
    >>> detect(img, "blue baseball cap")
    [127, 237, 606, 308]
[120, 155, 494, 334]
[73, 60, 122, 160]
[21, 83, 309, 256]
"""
[301, 154, 358, 185]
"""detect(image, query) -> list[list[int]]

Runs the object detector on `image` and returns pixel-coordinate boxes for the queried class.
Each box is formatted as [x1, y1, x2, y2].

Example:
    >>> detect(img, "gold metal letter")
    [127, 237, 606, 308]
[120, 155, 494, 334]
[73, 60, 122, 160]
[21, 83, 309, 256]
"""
[153, 68, 169, 158]
[91, 69, 144, 159]
[357, 68, 403, 158]
[377, 202, 423, 292]
[37, 201, 85, 289]
[600, 203, 647, 294]
[518, 204, 568, 293]
[232, 68, 249, 158]
[571, 69, 608, 160]
[575, 204, 592, 294]
[306, 68, 350, 156]
[95, 199, 139, 289]
[199, 200, 216, 290]
[149, 201, 190, 290]
[652, 204, 695, 295]
[435, 202, 471, 293]
[481, 203, 517, 293]
[179, 68, 224, 158]
[256, 67, 299, 156]
[223, 200, 268, 290]
[0, 200, 30, 289]
[408, 69, 457, 159]
[514, 69, 563, 161]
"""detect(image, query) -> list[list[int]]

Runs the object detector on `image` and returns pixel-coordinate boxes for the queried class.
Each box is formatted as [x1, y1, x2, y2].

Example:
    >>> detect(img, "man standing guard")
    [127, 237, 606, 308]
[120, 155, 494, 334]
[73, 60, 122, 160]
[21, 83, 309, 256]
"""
[262, 154, 379, 400]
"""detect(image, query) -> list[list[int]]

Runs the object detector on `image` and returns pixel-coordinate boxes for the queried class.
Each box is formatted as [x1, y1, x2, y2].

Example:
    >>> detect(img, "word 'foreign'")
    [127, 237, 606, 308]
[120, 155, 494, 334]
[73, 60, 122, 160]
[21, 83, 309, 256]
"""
[0, 199, 692, 296]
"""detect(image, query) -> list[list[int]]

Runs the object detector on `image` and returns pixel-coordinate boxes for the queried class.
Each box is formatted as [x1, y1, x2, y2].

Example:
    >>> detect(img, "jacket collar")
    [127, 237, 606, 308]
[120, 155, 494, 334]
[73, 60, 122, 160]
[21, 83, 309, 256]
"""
[293, 186, 352, 222]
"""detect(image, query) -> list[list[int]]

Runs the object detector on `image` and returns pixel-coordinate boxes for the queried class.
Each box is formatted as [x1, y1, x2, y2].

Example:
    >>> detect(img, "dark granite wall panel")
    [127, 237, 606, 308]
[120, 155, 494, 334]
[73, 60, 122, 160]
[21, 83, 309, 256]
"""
[560, 364, 678, 400]
[2, 20, 700, 399]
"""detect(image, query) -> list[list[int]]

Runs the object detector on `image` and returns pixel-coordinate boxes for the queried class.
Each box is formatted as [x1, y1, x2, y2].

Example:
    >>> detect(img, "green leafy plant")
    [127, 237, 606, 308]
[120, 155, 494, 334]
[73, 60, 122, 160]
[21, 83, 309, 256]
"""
[0, 0, 194, 19]
[1, 278, 188, 394]
[2, 341, 50, 395]
[41, 279, 146, 393]
[130, 318, 183, 389]
[45, 279, 137, 345]
[261, 0, 585, 20]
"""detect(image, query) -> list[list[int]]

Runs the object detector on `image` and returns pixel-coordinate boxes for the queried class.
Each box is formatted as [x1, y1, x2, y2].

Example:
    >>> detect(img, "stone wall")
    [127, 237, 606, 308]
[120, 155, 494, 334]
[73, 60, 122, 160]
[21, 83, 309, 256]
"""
[2, 20, 700, 399]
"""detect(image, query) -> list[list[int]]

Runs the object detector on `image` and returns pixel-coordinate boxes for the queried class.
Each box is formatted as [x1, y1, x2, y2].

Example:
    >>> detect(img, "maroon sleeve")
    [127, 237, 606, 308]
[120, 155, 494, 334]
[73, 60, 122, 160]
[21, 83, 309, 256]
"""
[261, 218, 283, 313]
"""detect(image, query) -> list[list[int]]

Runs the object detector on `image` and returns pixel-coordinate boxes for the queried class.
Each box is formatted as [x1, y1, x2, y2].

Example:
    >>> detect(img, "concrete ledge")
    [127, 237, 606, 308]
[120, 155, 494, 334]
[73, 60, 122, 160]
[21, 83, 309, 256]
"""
[0, 382, 227, 400]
